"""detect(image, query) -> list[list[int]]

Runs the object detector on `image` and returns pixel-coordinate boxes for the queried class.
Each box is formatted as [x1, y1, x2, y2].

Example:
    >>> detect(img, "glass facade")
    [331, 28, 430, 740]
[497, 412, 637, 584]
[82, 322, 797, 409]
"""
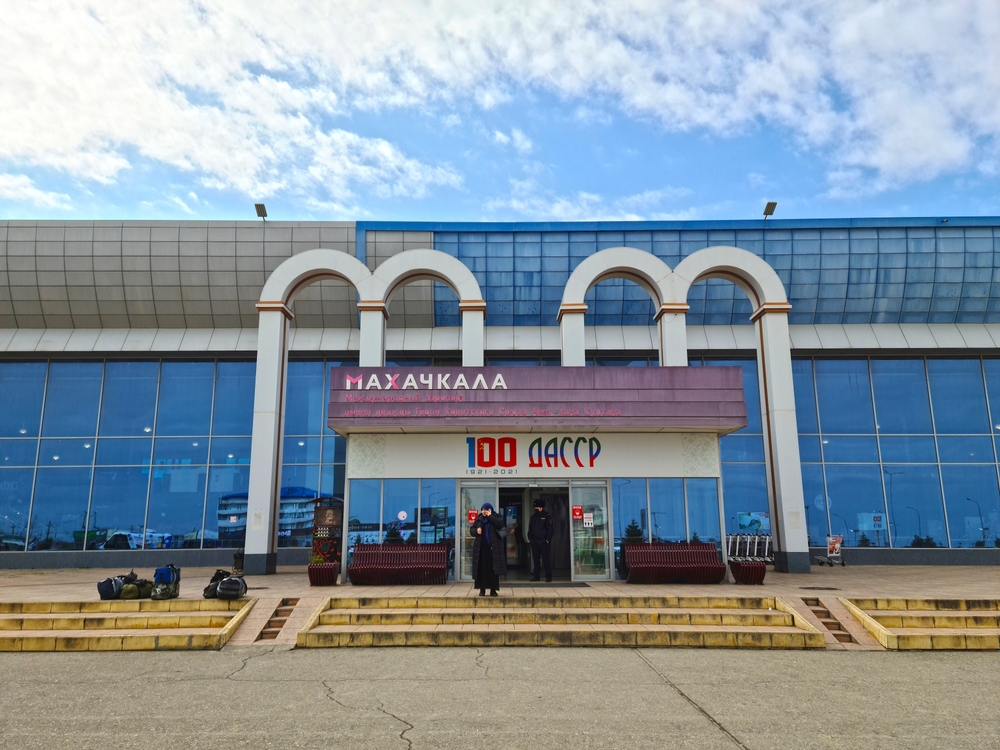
[0, 359, 349, 552]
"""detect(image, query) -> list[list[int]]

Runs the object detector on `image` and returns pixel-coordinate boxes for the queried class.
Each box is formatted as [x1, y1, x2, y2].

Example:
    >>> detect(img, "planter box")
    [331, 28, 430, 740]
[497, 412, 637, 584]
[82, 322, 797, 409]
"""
[308, 563, 339, 586]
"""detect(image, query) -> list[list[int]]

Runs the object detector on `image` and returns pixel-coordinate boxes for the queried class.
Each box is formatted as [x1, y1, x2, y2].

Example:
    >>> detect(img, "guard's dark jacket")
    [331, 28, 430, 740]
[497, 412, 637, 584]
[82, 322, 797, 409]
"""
[470, 512, 508, 578]
[528, 510, 554, 543]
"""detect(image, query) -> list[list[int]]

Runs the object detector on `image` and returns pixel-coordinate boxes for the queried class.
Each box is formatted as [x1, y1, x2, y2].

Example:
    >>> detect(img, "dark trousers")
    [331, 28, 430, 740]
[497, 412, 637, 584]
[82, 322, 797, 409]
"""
[531, 541, 552, 581]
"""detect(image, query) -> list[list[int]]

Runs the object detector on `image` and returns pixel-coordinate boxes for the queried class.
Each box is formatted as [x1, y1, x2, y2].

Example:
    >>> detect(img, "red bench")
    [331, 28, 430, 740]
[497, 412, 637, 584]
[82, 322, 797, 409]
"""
[622, 542, 726, 584]
[729, 560, 767, 585]
[347, 543, 449, 585]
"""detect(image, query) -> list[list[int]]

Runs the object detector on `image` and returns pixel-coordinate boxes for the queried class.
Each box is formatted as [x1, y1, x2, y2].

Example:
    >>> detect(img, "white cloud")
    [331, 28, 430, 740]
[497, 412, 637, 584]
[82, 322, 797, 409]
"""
[492, 128, 533, 154]
[493, 130, 511, 146]
[0, 173, 72, 209]
[2, 0, 999, 205]
[487, 179, 694, 221]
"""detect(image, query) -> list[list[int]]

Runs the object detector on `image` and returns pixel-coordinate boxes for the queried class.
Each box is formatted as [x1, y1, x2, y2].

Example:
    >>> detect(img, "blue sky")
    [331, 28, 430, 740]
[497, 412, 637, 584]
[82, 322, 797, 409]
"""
[2, 1, 999, 222]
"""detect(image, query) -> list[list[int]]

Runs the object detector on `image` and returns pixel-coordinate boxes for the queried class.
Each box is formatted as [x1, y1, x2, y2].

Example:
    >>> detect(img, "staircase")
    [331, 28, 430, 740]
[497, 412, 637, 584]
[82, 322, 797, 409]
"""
[842, 598, 1000, 650]
[256, 598, 299, 641]
[802, 597, 855, 644]
[297, 594, 826, 648]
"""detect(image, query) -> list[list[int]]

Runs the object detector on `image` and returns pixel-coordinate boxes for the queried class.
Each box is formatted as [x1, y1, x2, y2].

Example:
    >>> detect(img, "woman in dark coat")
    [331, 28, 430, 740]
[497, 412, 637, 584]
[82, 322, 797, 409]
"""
[470, 502, 507, 596]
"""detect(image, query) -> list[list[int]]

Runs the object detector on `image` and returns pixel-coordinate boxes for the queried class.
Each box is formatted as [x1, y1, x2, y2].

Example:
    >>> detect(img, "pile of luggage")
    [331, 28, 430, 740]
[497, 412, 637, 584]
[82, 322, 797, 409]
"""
[96, 564, 247, 601]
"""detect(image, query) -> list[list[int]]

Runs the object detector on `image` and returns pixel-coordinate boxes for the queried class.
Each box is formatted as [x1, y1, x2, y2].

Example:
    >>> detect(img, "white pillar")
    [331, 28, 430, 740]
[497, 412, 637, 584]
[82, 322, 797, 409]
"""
[655, 303, 689, 366]
[459, 301, 486, 367]
[358, 301, 387, 367]
[752, 303, 810, 573]
[559, 304, 587, 366]
[245, 304, 292, 574]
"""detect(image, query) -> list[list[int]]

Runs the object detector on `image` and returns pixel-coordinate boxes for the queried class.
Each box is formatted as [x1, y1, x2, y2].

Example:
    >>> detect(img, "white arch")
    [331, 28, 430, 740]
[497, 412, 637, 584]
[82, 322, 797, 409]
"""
[669, 245, 789, 311]
[258, 248, 372, 307]
[368, 248, 483, 304]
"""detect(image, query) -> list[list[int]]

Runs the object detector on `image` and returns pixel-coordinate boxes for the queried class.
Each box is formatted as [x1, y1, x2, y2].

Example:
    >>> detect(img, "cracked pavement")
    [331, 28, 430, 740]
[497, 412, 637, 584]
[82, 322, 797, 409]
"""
[1, 647, 999, 749]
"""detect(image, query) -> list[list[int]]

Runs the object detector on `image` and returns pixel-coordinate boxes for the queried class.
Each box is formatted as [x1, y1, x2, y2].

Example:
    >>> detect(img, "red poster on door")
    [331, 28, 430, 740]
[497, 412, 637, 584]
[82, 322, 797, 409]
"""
[571, 505, 584, 520]
[467, 509, 479, 524]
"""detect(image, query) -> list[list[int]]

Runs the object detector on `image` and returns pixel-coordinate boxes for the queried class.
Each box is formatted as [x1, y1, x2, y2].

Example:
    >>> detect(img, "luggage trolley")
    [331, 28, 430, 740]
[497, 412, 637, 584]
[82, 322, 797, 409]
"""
[815, 534, 846, 566]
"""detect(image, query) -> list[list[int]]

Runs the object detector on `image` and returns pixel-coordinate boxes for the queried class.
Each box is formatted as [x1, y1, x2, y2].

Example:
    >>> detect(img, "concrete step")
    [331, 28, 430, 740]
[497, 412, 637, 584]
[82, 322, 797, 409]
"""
[0, 600, 248, 614]
[0, 612, 235, 631]
[327, 595, 778, 610]
[869, 612, 1000, 628]
[0, 627, 237, 651]
[841, 598, 1000, 650]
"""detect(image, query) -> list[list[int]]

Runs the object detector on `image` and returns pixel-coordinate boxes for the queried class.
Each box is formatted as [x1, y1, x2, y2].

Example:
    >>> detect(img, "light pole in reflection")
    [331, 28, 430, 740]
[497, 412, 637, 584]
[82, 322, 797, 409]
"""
[831, 513, 851, 545]
[906, 506, 923, 538]
[885, 468, 904, 542]
[966, 497, 988, 545]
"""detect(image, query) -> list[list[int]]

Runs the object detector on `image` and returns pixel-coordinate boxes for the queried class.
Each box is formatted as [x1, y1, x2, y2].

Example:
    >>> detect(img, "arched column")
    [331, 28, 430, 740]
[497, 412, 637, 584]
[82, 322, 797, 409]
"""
[673, 247, 810, 573]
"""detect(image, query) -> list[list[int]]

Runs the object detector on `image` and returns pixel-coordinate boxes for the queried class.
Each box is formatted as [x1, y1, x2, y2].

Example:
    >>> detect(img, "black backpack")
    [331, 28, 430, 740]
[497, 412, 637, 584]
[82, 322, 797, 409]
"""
[97, 576, 124, 600]
[216, 576, 247, 600]
[202, 569, 232, 599]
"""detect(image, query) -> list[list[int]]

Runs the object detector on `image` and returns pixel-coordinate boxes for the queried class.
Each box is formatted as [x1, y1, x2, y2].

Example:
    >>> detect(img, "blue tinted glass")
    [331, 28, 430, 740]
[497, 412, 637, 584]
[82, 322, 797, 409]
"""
[38, 438, 95, 466]
[285, 361, 325, 435]
[348, 479, 381, 554]
[283, 437, 321, 464]
[882, 465, 946, 548]
[870, 359, 932, 433]
[801, 464, 829, 546]
[0, 468, 34, 549]
[96, 438, 152, 466]
[0, 439, 38, 466]
[212, 361, 255, 435]
[153, 438, 208, 465]
[815, 359, 875, 434]
[209, 437, 251, 465]
[878, 436, 937, 463]
[322, 436, 347, 464]
[937, 436, 994, 463]
[981, 359, 1000, 435]
[821, 436, 879, 463]
[824, 465, 888, 547]
[927, 359, 989, 434]
[706, 360, 760, 433]
[320, 464, 346, 500]
[28, 468, 91, 550]
[791, 359, 818, 433]
[648, 478, 685, 542]
[0, 362, 46, 437]
[278, 464, 320, 548]
[382, 479, 418, 543]
[613, 479, 648, 572]
[146, 465, 207, 548]
[420, 479, 455, 546]
[89, 467, 150, 550]
[685, 478, 721, 544]
[41, 362, 102, 437]
[205, 465, 250, 548]
[99, 361, 158, 436]
[720, 464, 768, 534]
[155, 362, 214, 436]
[720, 435, 765, 462]
[940, 465, 1000, 548]
[798, 435, 821, 463]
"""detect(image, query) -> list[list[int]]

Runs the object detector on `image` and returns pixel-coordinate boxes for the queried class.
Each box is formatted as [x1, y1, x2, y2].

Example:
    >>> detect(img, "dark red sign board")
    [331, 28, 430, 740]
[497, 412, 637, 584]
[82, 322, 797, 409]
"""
[467, 509, 478, 525]
[571, 505, 584, 521]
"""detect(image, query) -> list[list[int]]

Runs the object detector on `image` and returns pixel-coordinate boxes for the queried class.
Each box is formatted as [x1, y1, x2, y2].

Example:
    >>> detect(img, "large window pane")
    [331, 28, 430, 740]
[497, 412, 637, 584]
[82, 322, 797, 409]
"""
[878, 436, 937, 463]
[41, 362, 102, 437]
[686, 478, 721, 544]
[283, 437, 321, 464]
[928, 359, 989, 434]
[801, 464, 829, 546]
[321, 464, 346, 501]
[89, 467, 150, 550]
[38, 438, 94, 467]
[28, 468, 91, 550]
[612, 478, 647, 579]
[719, 435, 765, 462]
[285, 361, 325, 435]
[99, 361, 158, 436]
[96, 438, 152, 466]
[348, 479, 382, 562]
[322, 435, 347, 464]
[824, 465, 888, 547]
[459, 484, 494, 580]
[0, 439, 38, 467]
[720, 464, 769, 535]
[0, 468, 34, 550]
[209, 437, 251, 465]
[153, 438, 208, 465]
[941, 465, 1000, 548]
[791, 358, 818, 433]
[937, 436, 994, 463]
[648, 478, 685, 542]
[815, 359, 875, 434]
[981, 359, 1000, 436]
[870, 359, 932, 434]
[382, 479, 418, 543]
[0, 362, 46, 437]
[821, 436, 879, 463]
[279, 465, 320, 548]
[155, 362, 214, 436]
[146, 465, 207, 548]
[419, 479, 455, 546]
[707, 360, 760, 433]
[882, 465, 946, 548]
[212, 361, 255, 436]
[206, 466, 250, 548]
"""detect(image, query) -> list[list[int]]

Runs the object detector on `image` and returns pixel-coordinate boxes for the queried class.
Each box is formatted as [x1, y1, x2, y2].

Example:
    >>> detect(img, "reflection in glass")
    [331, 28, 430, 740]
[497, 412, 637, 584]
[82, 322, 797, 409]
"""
[822, 436, 879, 463]
[28, 468, 91, 550]
[0, 468, 34, 550]
[940, 465, 1000, 548]
[791, 358, 818, 433]
[719, 435, 765, 462]
[382, 479, 418, 543]
[41, 362, 103, 437]
[282, 437, 321, 464]
[798, 435, 821, 463]
[815, 359, 875, 434]
[0, 439, 38, 467]
[320, 464, 346, 501]
[146, 465, 207, 548]
[981, 359, 1000, 434]
[96, 438, 153, 466]
[348, 479, 382, 565]
[824, 465, 888, 547]
[881, 465, 946, 548]
[279, 464, 320, 548]
[870, 359, 932, 434]
[153, 438, 209, 465]
[801, 464, 829, 546]
[0, 362, 46, 437]
[927, 359, 989, 434]
[878, 436, 937, 464]
[570, 484, 610, 578]
[155, 361, 214, 436]
[420, 479, 455, 547]
[322, 436, 347, 464]
[612, 478, 647, 579]
[937, 436, 994, 463]
[206, 465, 251, 548]
[720, 464, 768, 535]
[686, 478, 721, 544]
[99, 361, 158, 436]
[89, 467, 150, 550]
[38, 439, 95, 466]
[648, 478, 685, 542]
[285, 361, 325, 436]
[212, 361, 255, 436]
[460, 484, 494, 580]
[209, 437, 251, 465]
[707, 360, 760, 432]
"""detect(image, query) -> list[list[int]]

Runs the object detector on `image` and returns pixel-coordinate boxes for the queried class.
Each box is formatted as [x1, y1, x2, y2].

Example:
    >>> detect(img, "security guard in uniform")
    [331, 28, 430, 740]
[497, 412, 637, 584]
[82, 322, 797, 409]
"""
[528, 499, 554, 582]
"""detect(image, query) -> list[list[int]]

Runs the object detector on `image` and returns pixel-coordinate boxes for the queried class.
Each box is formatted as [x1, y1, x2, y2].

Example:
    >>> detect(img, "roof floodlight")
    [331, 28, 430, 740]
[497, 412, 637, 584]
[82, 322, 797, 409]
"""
[763, 201, 777, 220]
[254, 203, 267, 220]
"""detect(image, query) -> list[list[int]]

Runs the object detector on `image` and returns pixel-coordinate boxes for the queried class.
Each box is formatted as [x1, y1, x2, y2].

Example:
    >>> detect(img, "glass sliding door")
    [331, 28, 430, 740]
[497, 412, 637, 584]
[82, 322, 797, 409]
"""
[569, 483, 611, 580]
[460, 483, 496, 581]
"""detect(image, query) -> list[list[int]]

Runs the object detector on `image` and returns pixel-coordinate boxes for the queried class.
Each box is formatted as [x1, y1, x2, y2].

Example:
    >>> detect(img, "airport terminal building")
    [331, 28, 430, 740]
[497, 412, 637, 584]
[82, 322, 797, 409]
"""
[1, 217, 1000, 577]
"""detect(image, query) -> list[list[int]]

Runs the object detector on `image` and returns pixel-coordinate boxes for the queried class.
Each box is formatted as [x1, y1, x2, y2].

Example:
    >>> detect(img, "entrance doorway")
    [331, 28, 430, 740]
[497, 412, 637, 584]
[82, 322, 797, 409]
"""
[498, 486, 571, 581]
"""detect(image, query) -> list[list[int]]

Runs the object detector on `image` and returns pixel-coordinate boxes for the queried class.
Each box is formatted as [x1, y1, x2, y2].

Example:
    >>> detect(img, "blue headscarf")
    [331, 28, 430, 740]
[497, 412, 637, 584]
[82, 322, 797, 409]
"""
[480, 503, 494, 548]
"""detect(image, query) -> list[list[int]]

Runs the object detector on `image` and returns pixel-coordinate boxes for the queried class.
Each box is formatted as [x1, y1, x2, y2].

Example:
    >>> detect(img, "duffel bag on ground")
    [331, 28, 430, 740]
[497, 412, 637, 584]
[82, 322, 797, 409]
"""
[151, 564, 181, 600]
[120, 579, 154, 599]
[202, 569, 232, 599]
[216, 576, 247, 600]
[97, 576, 124, 600]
